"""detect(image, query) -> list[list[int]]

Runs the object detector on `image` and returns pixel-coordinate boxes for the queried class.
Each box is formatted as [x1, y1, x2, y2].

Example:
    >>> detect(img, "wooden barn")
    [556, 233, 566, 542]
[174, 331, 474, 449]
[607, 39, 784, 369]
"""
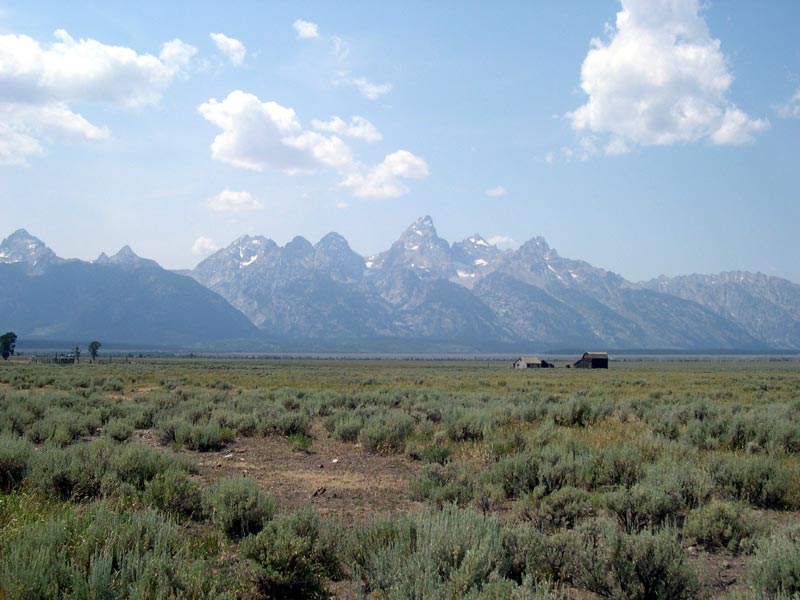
[513, 356, 554, 369]
[573, 352, 609, 369]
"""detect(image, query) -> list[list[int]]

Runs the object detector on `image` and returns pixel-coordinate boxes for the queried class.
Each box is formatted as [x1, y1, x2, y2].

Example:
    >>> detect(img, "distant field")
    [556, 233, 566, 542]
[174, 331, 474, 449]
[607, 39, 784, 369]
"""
[1, 359, 799, 599]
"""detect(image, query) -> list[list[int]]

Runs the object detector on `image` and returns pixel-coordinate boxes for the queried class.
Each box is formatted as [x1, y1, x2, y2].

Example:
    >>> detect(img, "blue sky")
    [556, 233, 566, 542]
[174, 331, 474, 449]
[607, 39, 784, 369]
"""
[1, 0, 799, 282]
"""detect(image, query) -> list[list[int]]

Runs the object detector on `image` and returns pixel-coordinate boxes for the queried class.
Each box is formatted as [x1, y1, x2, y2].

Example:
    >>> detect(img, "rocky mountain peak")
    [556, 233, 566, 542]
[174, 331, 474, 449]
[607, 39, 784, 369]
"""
[402, 215, 438, 239]
[316, 232, 350, 254]
[515, 236, 562, 264]
[100, 245, 159, 269]
[0, 228, 61, 269]
[284, 236, 314, 257]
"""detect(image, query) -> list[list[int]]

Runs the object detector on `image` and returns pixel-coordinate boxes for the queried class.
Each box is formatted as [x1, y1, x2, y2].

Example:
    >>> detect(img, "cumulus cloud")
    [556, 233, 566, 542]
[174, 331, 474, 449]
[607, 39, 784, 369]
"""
[210, 32, 246, 65]
[197, 90, 312, 172]
[569, 0, 768, 153]
[0, 29, 195, 164]
[207, 189, 263, 212]
[281, 130, 353, 169]
[340, 150, 429, 199]
[485, 185, 507, 198]
[311, 115, 381, 142]
[488, 235, 516, 249]
[192, 236, 218, 256]
[293, 19, 319, 40]
[338, 77, 392, 100]
[777, 90, 800, 119]
[335, 201, 349, 209]
[198, 90, 428, 199]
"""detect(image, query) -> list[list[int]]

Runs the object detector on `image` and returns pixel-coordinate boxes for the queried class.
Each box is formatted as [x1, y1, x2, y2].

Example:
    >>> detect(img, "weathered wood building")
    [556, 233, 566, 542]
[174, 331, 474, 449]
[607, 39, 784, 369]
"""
[573, 352, 609, 369]
[513, 356, 554, 369]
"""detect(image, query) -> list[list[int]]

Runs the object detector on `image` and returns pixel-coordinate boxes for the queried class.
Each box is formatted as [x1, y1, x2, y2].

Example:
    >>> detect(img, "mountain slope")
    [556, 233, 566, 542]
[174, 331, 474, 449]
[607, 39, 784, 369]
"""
[644, 272, 800, 348]
[190, 217, 771, 350]
[191, 233, 393, 341]
[0, 233, 258, 346]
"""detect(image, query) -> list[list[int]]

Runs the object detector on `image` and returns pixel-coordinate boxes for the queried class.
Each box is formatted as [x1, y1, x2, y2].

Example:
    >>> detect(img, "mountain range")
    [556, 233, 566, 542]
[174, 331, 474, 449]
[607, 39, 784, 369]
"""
[2, 220, 799, 351]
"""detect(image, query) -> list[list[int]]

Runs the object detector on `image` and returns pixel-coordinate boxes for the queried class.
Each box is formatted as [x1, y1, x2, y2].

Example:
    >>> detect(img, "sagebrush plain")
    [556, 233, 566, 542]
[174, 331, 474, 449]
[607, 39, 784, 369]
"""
[1, 358, 799, 599]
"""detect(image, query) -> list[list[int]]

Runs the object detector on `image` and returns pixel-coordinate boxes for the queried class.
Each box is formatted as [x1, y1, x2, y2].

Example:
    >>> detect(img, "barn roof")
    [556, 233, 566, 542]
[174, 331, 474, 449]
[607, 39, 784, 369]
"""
[517, 356, 542, 363]
[583, 352, 608, 358]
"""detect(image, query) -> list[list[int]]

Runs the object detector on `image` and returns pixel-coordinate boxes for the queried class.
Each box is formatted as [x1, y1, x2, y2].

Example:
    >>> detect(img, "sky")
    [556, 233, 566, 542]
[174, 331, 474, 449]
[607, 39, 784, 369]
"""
[1, 0, 799, 283]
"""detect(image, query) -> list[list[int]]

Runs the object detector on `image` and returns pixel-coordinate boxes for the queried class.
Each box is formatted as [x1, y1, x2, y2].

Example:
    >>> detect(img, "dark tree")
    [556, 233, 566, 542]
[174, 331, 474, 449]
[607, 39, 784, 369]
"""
[88, 341, 102, 361]
[0, 332, 17, 360]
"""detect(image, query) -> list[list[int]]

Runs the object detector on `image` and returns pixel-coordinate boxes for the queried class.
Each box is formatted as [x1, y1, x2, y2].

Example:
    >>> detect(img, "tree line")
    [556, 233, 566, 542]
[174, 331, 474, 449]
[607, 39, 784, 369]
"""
[0, 333, 102, 361]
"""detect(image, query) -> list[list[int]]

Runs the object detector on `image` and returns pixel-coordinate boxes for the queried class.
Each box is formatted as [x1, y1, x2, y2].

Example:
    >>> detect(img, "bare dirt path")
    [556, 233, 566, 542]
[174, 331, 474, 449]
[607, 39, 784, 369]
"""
[142, 421, 424, 523]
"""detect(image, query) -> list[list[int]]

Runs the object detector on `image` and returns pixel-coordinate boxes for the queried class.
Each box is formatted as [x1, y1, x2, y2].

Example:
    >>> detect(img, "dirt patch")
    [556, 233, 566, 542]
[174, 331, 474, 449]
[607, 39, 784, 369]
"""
[688, 546, 750, 598]
[149, 422, 424, 523]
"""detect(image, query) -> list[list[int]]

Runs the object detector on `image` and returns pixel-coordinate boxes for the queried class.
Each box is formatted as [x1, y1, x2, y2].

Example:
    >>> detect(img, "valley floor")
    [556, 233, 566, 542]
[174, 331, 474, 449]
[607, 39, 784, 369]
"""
[1, 358, 799, 599]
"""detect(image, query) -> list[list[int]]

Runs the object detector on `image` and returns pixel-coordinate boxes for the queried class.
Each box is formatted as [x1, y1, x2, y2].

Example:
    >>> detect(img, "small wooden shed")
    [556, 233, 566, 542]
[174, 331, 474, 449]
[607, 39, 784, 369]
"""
[573, 352, 609, 369]
[513, 356, 554, 369]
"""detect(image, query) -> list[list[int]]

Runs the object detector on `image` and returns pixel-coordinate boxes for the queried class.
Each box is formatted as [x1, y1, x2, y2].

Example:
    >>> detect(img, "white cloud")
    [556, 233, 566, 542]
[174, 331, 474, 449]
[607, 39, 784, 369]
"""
[340, 150, 428, 199]
[0, 30, 195, 107]
[199, 91, 427, 199]
[569, 0, 768, 152]
[488, 235, 516, 249]
[335, 201, 349, 210]
[293, 19, 319, 40]
[207, 189, 263, 212]
[311, 115, 381, 142]
[0, 29, 195, 164]
[0, 102, 109, 165]
[0, 123, 41, 165]
[209, 32, 246, 65]
[485, 185, 507, 198]
[192, 236, 218, 256]
[777, 89, 800, 119]
[197, 90, 312, 172]
[281, 130, 353, 169]
[338, 77, 392, 100]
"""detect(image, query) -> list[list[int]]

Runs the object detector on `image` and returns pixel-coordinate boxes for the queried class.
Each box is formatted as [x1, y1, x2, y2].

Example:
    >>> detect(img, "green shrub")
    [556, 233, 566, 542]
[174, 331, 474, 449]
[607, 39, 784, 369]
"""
[447, 414, 488, 442]
[28, 445, 78, 499]
[423, 443, 452, 465]
[748, 524, 800, 598]
[333, 414, 365, 442]
[176, 421, 234, 452]
[144, 469, 203, 521]
[574, 518, 699, 600]
[359, 414, 415, 452]
[602, 483, 682, 534]
[203, 476, 275, 540]
[515, 486, 595, 532]
[411, 462, 476, 506]
[351, 506, 509, 599]
[102, 419, 133, 442]
[684, 500, 763, 554]
[288, 433, 313, 452]
[110, 441, 197, 490]
[0, 432, 32, 490]
[484, 452, 539, 499]
[240, 509, 340, 598]
[501, 525, 579, 584]
[709, 453, 795, 509]
[462, 577, 566, 600]
[641, 459, 711, 511]
[0, 502, 245, 600]
[29, 440, 196, 501]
